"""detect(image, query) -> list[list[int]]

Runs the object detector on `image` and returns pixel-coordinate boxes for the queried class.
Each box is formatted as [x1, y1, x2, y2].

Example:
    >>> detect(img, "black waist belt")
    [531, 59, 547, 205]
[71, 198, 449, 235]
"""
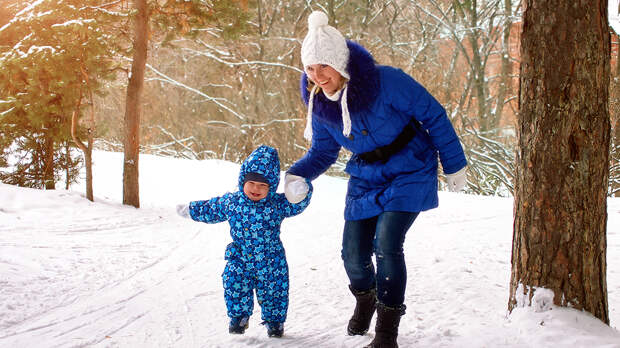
[358, 120, 418, 164]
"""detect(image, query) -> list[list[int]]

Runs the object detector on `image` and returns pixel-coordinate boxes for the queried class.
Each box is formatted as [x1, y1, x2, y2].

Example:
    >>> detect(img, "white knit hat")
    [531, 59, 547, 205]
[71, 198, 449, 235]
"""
[301, 11, 351, 141]
[301, 11, 350, 79]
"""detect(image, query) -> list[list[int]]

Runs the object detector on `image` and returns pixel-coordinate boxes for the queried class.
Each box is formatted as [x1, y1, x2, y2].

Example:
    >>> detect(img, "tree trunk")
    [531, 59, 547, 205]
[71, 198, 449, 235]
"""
[65, 142, 70, 190]
[84, 147, 93, 200]
[494, 0, 513, 123]
[614, 106, 620, 197]
[72, 110, 94, 201]
[466, 1, 489, 131]
[613, 31, 620, 197]
[43, 131, 55, 190]
[509, 0, 610, 324]
[71, 70, 95, 202]
[122, 0, 148, 208]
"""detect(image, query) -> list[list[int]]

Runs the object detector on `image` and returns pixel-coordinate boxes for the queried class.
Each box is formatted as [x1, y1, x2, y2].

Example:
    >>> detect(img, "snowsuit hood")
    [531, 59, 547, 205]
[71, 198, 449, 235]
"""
[238, 145, 280, 197]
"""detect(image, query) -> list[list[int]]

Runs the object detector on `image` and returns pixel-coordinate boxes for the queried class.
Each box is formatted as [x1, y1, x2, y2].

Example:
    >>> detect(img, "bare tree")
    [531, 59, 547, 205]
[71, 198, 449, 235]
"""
[399, 0, 520, 195]
[509, 0, 610, 324]
[71, 67, 97, 202]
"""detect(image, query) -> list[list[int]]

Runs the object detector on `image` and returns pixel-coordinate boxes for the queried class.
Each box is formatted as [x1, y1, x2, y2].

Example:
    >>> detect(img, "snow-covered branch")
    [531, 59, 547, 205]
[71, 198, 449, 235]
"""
[124, 57, 247, 120]
[182, 46, 303, 73]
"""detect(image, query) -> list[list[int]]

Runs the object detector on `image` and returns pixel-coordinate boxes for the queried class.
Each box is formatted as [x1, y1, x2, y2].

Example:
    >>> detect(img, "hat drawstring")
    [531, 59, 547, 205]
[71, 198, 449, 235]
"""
[304, 82, 351, 141]
[304, 84, 318, 141]
[341, 82, 351, 138]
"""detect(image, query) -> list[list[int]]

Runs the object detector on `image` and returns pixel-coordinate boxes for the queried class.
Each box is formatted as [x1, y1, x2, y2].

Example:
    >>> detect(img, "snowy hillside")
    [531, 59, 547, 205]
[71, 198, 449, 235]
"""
[1, 151, 619, 348]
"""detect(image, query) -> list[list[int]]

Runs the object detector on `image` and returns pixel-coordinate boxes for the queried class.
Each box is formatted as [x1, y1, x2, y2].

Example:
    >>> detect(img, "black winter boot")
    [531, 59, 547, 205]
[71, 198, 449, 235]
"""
[363, 302, 406, 348]
[228, 316, 249, 334]
[347, 285, 377, 335]
[265, 321, 284, 338]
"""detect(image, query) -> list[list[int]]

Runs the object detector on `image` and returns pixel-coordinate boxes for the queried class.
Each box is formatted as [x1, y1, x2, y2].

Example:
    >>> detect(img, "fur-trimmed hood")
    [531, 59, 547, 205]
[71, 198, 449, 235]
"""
[300, 41, 380, 128]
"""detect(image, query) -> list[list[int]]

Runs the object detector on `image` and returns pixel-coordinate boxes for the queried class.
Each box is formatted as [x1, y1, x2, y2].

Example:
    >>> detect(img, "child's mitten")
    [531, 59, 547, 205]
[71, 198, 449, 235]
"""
[176, 203, 191, 218]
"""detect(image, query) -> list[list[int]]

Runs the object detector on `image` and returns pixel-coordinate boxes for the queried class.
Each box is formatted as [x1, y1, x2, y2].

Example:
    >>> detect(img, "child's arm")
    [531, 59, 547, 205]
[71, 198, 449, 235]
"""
[187, 193, 234, 223]
[279, 178, 313, 218]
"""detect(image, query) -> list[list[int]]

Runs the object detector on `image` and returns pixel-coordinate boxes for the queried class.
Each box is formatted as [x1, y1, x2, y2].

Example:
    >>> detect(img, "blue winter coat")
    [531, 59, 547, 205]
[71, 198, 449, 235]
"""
[288, 41, 466, 221]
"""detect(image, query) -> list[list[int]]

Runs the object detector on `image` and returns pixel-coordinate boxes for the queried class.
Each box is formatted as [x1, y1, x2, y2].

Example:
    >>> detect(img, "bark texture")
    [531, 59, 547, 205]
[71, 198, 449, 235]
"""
[509, 0, 611, 324]
[122, 0, 148, 208]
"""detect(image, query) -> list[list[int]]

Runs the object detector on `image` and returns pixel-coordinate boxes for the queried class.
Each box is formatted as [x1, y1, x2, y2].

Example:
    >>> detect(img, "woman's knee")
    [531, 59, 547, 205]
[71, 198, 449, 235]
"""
[342, 220, 374, 263]
[341, 237, 374, 276]
[341, 244, 372, 267]
[373, 232, 405, 259]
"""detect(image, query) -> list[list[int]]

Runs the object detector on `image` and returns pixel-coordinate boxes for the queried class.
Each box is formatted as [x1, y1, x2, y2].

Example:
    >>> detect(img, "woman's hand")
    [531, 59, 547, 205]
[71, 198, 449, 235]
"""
[285, 174, 309, 203]
[445, 167, 467, 192]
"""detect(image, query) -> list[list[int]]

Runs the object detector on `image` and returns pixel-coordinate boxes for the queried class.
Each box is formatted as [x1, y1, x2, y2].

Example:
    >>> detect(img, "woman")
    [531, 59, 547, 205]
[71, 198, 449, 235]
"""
[284, 11, 467, 348]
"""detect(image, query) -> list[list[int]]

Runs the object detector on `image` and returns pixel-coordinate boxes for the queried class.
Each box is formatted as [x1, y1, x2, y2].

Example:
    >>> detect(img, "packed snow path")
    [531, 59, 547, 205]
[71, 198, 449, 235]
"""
[1, 152, 619, 347]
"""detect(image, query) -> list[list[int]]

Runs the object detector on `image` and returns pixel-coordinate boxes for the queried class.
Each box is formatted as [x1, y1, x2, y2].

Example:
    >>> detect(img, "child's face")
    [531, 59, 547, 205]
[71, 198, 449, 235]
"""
[243, 180, 269, 201]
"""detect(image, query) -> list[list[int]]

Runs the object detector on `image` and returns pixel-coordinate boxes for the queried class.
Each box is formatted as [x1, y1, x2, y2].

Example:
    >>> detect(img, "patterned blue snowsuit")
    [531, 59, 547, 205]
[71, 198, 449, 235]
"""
[189, 145, 312, 324]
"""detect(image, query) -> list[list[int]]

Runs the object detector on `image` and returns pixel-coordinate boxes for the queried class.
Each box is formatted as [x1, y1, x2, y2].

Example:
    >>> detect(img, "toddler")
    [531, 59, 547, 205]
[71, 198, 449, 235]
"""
[176, 145, 312, 337]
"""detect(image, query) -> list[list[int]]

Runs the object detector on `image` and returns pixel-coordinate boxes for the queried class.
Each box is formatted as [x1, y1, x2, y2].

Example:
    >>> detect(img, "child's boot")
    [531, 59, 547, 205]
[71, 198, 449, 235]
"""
[229, 316, 249, 334]
[265, 321, 284, 338]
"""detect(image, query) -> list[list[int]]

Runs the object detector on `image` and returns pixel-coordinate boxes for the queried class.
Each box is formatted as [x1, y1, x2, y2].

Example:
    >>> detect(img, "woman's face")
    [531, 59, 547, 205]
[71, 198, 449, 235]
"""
[306, 64, 344, 95]
[243, 180, 269, 201]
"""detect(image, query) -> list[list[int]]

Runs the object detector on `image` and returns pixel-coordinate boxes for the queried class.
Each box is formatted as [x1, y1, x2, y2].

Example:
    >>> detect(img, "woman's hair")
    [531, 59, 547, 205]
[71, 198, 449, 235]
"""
[306, 78, 319, 92]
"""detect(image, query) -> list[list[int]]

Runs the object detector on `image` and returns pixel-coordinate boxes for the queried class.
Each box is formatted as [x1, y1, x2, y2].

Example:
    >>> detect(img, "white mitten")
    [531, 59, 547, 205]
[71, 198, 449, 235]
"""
[176, 203, 191, 218]
[445, 166, 467, 192]
[284, 173, 309, 204]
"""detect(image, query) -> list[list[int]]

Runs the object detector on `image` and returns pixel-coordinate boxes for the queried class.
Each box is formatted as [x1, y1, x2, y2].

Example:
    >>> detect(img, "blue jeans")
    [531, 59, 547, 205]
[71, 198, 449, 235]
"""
[341, 211, 418, 307]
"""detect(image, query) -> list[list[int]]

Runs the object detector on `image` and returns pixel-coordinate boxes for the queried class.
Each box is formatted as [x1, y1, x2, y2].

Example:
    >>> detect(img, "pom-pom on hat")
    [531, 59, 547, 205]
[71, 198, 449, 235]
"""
[301, 11, 350, 80]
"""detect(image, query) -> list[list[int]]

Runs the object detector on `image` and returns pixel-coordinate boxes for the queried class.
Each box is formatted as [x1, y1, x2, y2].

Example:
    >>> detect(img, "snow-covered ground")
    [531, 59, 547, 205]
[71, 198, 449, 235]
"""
[0, 150, 619, 348]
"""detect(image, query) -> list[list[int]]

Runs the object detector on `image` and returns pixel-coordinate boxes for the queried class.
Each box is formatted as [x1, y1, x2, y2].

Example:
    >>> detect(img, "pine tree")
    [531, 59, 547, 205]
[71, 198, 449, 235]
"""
[0, 0, 121, 192]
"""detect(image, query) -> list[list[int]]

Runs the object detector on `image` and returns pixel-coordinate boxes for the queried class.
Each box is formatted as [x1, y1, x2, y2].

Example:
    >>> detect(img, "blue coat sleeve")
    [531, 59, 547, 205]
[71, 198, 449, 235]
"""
[288, 117, 341, 180]
[277, 179, 313, 218]
[385, 67, 467, 174]
[188, 193, 233, 223]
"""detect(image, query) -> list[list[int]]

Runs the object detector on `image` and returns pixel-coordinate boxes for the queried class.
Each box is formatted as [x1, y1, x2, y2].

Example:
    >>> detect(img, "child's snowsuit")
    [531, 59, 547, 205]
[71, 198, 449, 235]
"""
[189, 145, 312, 324]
